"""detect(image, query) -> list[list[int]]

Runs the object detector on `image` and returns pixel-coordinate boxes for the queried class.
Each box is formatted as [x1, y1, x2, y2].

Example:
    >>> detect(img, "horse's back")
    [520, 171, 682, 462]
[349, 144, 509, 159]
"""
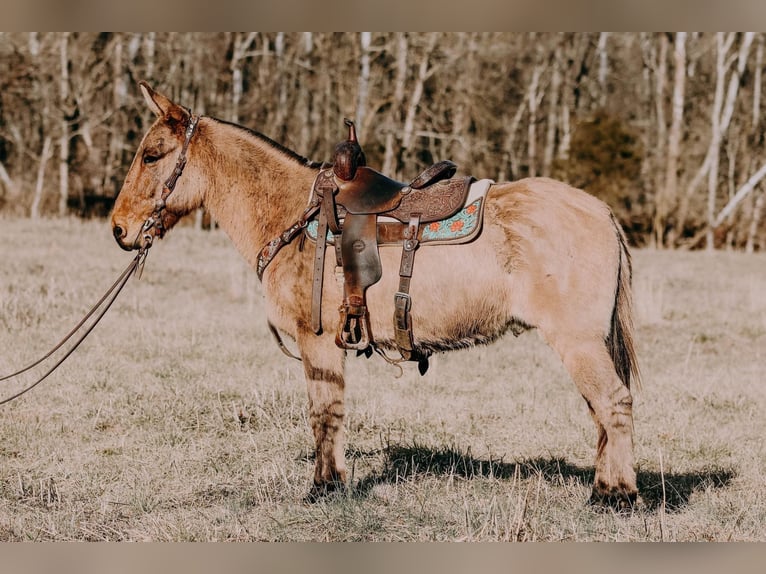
[487, 177, 617, 263]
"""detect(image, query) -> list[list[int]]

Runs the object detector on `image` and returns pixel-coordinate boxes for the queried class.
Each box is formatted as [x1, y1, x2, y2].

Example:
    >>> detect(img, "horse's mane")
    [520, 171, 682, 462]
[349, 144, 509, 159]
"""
[210, 117, 326, 170]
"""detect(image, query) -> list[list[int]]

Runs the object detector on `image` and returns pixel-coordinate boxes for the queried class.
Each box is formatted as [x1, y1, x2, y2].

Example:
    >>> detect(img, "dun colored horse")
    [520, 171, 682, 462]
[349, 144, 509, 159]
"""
[111, 82, 641, 509]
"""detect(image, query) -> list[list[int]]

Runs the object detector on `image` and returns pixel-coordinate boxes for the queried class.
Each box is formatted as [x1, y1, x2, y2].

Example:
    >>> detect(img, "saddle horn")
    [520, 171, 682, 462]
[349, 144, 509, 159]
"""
[333, 119, 366, 182]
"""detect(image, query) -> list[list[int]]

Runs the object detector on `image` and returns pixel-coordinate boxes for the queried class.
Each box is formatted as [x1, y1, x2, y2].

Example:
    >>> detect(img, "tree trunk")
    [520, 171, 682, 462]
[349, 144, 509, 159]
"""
[30, 136, 52, 219]
[355, 32, 372, 135]
[58, 32, 70, 217]
[401, 33, 438, 171]
[677, 33, 750, 248]
[658, 32, 686, 248]
[754, 34, 763, 128]
[687, 161, 766, 249]
[275, 33, 290, 142]
[543, 37, 563, 176]
[527, 54, 544, 178]
[706, 33, 754, 250]
[382, 33, 408, 175]
[654, 34, 668, 246]
[0, 161, 17, 198]
[705, 34, 731, 250]
[297, 33, 316, 155]
[102, 34, 125, 199]
[558, 34, 579, 163]
[500, 93, 528, 182]
[144, 32, 156, 80]
[745, 188, 764, 252]
[230, 32, 257, 124]
[597, 32, 609, 107]
[447, 33, 476, 167]
[713, 161, 766, 227]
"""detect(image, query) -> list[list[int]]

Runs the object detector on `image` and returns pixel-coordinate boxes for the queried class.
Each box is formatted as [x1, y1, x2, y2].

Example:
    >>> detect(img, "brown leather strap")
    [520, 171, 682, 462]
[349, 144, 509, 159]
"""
[409, 160, 457, 189]
[321, 180, 341, 235]
[310, 174, 341, 334]
[393, 213, 421, 360]
[268, 322, 302, 361]
[311, 207, 329, 334]
[256, 209, 317, 281]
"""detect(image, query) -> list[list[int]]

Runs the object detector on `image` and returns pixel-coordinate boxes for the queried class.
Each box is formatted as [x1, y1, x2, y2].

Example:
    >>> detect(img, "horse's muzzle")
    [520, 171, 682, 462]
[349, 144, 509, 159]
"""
[112, 224, 135, 252]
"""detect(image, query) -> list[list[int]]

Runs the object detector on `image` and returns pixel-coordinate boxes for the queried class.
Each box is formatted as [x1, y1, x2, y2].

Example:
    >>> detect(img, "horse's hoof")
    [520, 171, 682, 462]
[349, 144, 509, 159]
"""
[588, 487, 639, 513]
[304, 480, 347, 503]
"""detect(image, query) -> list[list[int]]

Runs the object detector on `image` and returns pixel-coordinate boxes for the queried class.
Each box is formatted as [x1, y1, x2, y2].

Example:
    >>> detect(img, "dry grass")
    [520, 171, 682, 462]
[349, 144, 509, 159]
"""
[0, 217, 764, 541]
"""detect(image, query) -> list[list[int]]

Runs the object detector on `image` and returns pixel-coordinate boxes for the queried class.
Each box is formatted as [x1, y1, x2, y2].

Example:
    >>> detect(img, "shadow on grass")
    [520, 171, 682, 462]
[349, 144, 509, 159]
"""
[349, 443, 736, 513]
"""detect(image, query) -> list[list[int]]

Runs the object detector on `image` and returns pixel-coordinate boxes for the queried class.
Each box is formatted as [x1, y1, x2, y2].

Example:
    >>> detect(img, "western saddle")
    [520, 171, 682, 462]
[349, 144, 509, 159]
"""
[257, 119, 486, 374]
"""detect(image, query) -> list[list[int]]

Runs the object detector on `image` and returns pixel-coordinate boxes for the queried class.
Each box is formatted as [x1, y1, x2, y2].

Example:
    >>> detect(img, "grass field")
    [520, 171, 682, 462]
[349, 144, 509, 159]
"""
[0, 217, 764, 541]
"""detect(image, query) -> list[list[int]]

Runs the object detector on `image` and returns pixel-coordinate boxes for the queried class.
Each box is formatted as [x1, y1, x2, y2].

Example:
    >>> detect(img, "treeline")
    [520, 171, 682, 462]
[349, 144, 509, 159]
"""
[0, 32, 764, 250]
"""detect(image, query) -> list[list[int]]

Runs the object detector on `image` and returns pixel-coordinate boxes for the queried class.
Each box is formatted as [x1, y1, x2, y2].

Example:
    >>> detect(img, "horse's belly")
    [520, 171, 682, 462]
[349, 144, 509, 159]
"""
[364, 234, 515, 347]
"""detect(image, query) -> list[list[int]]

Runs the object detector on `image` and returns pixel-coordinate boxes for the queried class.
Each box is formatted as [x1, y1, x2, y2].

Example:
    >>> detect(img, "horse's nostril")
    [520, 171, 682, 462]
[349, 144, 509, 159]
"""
[113, 225, 124, 239]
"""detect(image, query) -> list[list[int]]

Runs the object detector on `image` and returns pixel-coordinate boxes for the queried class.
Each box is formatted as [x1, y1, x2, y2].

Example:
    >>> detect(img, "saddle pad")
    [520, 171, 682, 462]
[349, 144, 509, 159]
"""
[305, 178, 493, 246]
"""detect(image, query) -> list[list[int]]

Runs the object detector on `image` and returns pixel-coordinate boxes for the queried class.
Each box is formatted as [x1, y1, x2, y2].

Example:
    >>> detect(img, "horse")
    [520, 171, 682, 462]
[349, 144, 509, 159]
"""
[111, 82, 641, 509]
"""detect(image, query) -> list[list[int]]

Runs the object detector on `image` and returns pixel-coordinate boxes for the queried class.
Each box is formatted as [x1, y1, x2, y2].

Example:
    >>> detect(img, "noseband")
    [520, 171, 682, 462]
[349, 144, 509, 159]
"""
[140, 112, 200, 249]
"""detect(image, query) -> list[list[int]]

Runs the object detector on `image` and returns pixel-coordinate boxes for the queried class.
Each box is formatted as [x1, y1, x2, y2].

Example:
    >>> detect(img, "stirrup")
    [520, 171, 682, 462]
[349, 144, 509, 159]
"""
[336, 303, 372, 351]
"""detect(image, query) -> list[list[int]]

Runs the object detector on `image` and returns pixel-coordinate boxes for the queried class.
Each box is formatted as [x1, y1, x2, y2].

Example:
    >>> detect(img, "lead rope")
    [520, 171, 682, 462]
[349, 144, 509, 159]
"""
[0, 247, 149, 406]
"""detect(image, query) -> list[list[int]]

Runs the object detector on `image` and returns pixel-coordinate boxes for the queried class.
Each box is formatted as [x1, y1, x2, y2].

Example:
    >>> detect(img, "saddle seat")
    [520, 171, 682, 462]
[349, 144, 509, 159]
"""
[335, 160, 461, 219]
[309, 119, 480, 373]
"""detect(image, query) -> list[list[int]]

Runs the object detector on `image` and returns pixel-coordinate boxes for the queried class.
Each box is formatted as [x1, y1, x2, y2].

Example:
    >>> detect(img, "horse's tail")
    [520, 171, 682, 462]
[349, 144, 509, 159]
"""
[607, 214, 641, 391]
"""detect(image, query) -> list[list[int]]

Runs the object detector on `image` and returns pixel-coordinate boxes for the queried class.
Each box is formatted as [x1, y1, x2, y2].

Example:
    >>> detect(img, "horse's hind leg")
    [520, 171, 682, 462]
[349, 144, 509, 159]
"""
[297, 329, 348, 499]
[551, 334, 637, 509]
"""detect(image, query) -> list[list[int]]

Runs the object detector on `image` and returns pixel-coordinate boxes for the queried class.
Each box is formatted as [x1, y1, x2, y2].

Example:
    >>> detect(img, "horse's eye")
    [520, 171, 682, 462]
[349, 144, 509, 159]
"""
[143, 153, 161, 165]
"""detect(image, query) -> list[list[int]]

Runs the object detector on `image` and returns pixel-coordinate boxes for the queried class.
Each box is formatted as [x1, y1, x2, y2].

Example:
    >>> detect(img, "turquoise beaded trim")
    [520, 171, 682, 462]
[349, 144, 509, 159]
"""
[421, 198, 482, 241]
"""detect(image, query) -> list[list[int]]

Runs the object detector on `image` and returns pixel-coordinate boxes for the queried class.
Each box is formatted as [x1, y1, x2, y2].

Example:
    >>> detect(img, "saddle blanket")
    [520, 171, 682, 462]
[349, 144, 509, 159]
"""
[304, 178, 494, 246]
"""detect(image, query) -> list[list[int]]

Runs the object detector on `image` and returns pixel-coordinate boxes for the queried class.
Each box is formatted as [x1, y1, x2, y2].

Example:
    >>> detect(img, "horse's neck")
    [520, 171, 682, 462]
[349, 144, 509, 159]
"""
[199, 123, 318, 269]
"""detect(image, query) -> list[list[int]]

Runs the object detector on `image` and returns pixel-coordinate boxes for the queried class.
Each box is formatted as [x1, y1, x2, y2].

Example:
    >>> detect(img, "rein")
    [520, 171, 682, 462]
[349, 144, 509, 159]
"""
[0, 248, 149, 406]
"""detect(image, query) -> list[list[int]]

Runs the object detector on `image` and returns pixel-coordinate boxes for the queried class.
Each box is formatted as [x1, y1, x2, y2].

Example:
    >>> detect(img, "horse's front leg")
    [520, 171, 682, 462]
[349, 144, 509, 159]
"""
[298, 328, 347, 499]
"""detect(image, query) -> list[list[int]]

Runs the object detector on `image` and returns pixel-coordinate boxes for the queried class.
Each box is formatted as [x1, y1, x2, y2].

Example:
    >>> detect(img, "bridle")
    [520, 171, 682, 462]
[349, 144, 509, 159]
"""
[139, 111, 200, 250]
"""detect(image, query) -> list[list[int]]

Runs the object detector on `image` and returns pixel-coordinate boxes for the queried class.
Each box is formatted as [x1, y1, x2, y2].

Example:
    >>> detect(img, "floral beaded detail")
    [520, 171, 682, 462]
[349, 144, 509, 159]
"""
[421, 199, 482, 241]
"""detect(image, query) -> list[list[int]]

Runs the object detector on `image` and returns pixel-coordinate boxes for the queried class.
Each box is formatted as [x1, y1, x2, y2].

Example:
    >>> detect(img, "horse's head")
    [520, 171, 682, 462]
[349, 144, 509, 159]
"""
[111, 82, 203, 251]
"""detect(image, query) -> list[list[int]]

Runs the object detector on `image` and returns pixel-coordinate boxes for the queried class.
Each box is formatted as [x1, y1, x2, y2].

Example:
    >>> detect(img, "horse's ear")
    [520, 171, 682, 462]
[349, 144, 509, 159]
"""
[139, 81, 174, 118]
[139, 81, 190, 128]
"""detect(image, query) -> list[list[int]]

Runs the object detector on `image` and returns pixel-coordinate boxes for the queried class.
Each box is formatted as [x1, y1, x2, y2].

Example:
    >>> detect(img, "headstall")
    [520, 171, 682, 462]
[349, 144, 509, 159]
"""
[140, 112, 200, 250]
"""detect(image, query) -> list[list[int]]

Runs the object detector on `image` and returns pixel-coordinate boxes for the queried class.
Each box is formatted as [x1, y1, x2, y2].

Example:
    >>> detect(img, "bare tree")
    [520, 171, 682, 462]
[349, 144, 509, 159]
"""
[705, 33, 755, 249]
[400, 33, 439, 172]
[543, 35, 564, 176]
[30, 136, 52, 219]
[746, 189, 764, 252]
[230, 32, 257, 124]
[753, 34, 763, 128]
[597, 32, 609, 108]
[656, 32, 686, 248]
[58, 32, 70, 216]
[355, 32, 372, 135]
[382, 33, 408, 175]
[0, 161, 18, 199]
[526, 35, 546, 178]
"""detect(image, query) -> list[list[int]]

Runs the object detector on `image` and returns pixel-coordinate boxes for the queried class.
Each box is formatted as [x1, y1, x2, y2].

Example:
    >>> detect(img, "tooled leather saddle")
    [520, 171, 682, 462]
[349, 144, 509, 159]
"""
[309, 120, 477, 373]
